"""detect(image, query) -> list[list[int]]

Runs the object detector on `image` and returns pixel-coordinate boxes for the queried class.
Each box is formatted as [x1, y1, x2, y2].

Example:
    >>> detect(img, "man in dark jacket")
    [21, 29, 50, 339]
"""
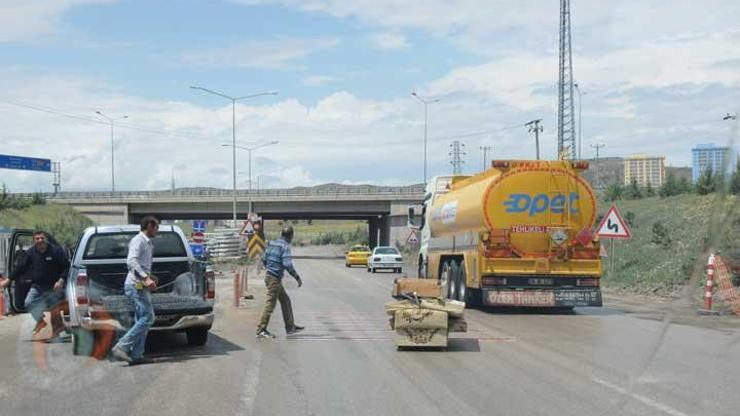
[0, 231, 69, 337]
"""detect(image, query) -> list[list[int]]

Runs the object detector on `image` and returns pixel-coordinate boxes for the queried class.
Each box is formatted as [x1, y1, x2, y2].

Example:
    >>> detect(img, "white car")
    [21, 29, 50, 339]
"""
[367, 246, 403, 273]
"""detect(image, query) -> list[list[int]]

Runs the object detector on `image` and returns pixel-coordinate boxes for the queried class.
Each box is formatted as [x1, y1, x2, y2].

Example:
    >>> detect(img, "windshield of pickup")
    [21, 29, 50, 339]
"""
[82, 232, 187, 259]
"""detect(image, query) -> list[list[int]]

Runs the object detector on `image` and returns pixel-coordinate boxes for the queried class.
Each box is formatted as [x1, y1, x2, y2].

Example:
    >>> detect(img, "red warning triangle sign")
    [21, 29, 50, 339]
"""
[596, 204, 632, 240]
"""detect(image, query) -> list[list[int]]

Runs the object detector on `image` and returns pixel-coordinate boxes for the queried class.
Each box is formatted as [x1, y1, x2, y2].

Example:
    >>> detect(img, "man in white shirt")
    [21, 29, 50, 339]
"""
[111, 216, 159, 365]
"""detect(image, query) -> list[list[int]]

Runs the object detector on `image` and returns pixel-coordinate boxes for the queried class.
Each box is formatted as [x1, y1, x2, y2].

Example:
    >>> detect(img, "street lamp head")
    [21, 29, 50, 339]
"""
[411, 91, 418, 97]
[270, 140, 279, 145]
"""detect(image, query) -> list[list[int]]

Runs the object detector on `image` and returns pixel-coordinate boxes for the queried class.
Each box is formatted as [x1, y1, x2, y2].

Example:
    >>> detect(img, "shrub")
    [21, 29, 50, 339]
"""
[604, 182, 623, 202]
[696, 167, 716, 195]
[624, 179, 643, 199]
[651, 221, 671, 248]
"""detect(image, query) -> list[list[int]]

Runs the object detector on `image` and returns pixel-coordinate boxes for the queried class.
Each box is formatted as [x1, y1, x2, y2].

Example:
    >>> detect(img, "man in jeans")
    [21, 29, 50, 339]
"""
[111, 216, 159, 365]
[0, 231, 69, 339]
[256, 226, 304, 339]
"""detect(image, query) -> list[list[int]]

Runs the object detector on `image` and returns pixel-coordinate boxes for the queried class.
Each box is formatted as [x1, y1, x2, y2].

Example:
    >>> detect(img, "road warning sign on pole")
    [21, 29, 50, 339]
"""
[596, 204, 632, 240]
[247, 233, 265, 259]
[406, 230, 419, 245]
[239, 220, 254, 236]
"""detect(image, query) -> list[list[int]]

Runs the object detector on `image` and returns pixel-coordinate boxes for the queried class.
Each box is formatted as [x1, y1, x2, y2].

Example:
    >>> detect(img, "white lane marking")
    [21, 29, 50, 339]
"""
[239, 344, 263, 416]
[592, 377, 688, 416]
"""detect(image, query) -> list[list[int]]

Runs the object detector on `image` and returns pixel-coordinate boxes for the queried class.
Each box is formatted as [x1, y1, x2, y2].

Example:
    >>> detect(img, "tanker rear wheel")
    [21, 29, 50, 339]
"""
[448, 261, 461, 301]
[456, 262, 466, 303]
[441, 261, 453, 300]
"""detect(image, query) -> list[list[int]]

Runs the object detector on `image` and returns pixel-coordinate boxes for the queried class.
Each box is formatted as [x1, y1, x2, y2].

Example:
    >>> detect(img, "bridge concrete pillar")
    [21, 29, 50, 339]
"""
[379, 215, 390, 247]
[368, 218, 379, 249]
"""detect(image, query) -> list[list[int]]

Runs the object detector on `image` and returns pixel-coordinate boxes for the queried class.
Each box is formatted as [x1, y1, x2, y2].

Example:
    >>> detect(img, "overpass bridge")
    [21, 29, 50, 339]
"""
[21, 184, 425, 247]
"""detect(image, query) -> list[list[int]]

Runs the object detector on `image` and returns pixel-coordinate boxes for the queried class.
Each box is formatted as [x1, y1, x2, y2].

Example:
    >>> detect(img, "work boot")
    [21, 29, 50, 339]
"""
[129, 357, 154, 366]
[111, 346, 133, 364]
[286, 325, 304, 335]
[256, 329, 276, 339]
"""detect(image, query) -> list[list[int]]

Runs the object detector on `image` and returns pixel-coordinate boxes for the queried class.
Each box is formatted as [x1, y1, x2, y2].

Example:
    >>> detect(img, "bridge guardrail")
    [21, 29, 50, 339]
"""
[12, 185, 425, 200]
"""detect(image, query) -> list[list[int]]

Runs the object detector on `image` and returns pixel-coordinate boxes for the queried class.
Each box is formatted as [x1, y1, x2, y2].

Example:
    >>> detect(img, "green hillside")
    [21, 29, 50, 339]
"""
[0, 203, 94, 247]
[599, 194, 739, 295]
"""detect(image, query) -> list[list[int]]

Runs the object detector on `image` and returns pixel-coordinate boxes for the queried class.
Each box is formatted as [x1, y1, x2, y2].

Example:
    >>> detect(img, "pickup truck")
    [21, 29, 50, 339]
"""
[64, 225, 215, 355]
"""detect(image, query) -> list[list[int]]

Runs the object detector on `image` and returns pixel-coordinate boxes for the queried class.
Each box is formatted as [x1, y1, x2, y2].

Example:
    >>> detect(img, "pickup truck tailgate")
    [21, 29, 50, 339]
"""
[98, 294, 213, 316]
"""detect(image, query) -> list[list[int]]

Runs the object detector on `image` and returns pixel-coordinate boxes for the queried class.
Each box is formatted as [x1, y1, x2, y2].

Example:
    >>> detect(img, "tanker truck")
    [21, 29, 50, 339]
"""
[407, 160, 602, 308]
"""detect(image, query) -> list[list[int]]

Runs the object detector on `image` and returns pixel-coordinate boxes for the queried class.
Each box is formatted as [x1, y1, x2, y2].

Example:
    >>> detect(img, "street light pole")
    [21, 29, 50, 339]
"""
[95, 111, 128, 193]
[190, 86, 277, 227]
[223, 140, 279, 215]
[412, 92, 440, 185]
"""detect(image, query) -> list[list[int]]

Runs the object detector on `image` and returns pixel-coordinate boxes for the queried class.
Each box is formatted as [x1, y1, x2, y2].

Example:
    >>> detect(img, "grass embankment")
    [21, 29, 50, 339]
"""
[0, 203, 94, 247]
[600, 194, 738, 295]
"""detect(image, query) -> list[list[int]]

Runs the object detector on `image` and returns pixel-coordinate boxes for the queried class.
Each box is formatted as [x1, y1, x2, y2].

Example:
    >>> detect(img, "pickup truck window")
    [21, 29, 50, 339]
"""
[83, 232, 187, 259]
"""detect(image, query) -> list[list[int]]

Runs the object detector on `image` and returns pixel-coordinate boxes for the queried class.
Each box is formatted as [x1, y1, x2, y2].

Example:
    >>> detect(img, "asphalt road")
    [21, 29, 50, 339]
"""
[1, 254, 739, 416]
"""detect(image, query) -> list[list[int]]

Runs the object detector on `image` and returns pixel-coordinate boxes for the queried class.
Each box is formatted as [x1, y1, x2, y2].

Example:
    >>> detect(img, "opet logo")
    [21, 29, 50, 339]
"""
[503, 192, 580, 216]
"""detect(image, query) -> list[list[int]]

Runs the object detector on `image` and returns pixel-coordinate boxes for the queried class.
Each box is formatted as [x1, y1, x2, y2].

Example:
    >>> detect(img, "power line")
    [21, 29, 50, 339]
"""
[0, 99, 215, 140]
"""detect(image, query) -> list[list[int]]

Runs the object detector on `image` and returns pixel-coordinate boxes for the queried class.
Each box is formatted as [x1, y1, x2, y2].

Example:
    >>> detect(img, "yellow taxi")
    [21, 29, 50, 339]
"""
[345, 245, 371, 267]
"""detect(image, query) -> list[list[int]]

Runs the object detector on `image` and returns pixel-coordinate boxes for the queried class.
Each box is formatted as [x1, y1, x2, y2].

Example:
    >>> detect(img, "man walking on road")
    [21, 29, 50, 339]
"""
[256, 225, 304, 339]
[0, 231, 69, 339]
[111, 216, 159, 365]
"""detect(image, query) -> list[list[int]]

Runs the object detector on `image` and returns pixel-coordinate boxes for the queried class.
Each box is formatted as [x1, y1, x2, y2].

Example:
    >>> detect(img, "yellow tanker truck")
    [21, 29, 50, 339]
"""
[408, 160, 602, 308]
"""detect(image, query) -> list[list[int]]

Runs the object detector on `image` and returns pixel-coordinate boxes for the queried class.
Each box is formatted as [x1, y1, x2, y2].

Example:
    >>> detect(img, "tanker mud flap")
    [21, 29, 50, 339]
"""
[484, 288, 602, 307]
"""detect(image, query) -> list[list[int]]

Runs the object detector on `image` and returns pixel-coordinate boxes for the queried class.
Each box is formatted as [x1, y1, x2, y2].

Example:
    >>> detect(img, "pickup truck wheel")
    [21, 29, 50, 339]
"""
[71, 329, 94, 356]
[186, 329, 209, 346]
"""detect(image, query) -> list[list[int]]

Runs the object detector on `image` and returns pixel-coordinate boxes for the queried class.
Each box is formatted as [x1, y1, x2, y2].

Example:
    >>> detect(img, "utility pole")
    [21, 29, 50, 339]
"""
[591, 143, 606, 189]
[479, 145, 492, 172]
[525, 119, 543, 160]
[558, 0, 577, 159]
[52, 162, 61, 194]
[449, 140, 466, 174]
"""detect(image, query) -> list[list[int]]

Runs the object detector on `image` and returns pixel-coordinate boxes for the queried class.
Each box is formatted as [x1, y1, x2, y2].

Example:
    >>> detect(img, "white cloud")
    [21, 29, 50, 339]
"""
[368, 31, 409, 50]
[0, 0, 117, 43]
[182, 37, 340, 70]
[301, 75, 336, 87]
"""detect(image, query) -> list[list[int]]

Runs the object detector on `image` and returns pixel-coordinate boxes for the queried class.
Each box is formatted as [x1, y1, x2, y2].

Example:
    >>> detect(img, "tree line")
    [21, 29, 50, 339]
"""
[604, 161, 740, 201]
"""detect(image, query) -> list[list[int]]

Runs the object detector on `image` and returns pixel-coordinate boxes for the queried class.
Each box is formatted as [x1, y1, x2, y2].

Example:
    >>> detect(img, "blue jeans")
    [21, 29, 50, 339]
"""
[115, 284, 154, 360]
[24, 287, 64, 323]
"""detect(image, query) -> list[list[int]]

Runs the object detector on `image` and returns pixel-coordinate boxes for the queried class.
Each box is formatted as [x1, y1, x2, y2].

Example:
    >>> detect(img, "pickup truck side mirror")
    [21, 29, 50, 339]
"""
[407, 206, 419, 230]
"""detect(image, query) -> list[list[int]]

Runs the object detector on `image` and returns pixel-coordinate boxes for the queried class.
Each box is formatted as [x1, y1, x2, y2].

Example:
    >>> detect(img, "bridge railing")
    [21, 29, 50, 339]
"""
[12, 185, 425, 200]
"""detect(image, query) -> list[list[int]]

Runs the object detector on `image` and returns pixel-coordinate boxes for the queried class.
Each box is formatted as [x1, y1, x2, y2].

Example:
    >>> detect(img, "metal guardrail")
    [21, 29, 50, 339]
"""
[12, 185, 426, 200]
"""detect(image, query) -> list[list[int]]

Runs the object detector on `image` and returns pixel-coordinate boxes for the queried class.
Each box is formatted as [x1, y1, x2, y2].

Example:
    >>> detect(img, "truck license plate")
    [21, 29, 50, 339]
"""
[486, 291, 555, 306]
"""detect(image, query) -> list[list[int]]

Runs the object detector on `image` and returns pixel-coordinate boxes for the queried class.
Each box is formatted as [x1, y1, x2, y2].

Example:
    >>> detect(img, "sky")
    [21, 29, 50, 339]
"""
[0, 0, 738, 192]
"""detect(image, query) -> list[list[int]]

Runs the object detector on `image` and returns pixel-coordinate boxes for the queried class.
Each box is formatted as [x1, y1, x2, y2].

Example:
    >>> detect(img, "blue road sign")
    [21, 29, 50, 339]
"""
[190, 243, 205, 258]
[0, 154, 51, 172]
[192, 220, 206, 233]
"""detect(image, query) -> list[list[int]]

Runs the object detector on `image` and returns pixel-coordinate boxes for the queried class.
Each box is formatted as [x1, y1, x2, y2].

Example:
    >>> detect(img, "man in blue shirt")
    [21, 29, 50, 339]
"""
[256, 226, 304, 339]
